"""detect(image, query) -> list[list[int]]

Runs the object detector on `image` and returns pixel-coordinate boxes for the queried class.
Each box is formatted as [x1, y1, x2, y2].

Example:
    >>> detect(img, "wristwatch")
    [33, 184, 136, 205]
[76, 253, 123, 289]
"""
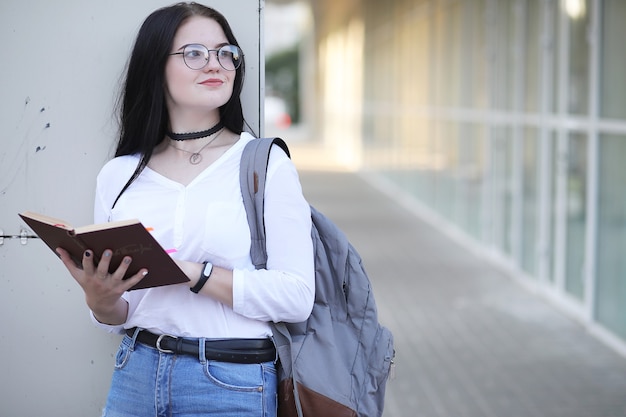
[190, 261, 213, 294]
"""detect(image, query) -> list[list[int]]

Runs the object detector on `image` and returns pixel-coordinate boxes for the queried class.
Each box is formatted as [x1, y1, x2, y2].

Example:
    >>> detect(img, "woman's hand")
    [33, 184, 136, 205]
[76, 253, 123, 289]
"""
[56, 247, 148, 325]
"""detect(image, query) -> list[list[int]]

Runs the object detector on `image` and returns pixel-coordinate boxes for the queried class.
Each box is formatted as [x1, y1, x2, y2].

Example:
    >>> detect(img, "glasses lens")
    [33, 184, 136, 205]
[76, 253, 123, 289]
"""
[217, 45, 242, 71]
[182, 44, 209, 70]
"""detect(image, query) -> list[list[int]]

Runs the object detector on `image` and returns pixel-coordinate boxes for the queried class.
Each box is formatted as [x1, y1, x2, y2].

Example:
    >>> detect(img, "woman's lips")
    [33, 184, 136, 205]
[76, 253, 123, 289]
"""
[200, 78, 223, 87]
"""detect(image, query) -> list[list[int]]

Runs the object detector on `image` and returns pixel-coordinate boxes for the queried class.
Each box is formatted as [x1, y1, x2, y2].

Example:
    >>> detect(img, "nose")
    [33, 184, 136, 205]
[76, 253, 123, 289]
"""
[202, 51, 221, 71]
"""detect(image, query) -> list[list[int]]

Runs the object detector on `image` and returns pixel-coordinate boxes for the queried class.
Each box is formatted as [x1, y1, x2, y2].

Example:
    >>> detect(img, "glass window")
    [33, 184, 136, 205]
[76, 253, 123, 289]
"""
[462, 124, 486, 241]
[502, 2, 516, 110]
[549, 0, 560, 114]
[564, 133, 587, 300]
[596, 134, 626, 340]
[489, 2, 515, 110]
[490, 127, 513, 254]
[522, 128, 539, 275]
[547, 131, 558, 283]
[564, 0, 590, 115]
[524, 0, 541, 112]
[600, 0, 626, 119]
[470, 0, 488, 109]
[434, 121, 458, 221]
[447, 1, 462, 108]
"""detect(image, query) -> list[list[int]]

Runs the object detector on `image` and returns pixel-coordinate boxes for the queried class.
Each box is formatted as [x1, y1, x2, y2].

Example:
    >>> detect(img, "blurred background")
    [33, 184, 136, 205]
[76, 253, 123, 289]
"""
[263, 0, 626, 357]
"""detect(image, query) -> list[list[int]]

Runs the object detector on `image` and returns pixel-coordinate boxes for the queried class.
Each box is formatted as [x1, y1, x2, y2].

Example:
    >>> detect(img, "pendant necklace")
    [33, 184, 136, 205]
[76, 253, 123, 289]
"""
[169, 128, 225, 165]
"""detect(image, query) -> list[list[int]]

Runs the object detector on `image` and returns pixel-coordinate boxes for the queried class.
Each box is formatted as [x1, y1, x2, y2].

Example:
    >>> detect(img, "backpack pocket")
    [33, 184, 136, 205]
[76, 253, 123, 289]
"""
[359, 325, 395, 415]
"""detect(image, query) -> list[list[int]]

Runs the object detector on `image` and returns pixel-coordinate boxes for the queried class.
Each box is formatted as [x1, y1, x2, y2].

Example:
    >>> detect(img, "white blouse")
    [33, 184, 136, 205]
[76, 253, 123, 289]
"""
[91, 132, 314, 339]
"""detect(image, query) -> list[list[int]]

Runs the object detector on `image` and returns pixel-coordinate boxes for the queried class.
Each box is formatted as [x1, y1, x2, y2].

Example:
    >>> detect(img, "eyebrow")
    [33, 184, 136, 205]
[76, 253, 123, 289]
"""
[175, 41, 231, 51]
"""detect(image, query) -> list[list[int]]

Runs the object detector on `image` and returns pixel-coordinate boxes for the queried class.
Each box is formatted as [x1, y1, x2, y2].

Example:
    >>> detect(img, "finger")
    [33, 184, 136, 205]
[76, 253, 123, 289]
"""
[109, 256, 145, 286]
[120, 269, 149, 291]
[96, 249, 114, 276]
[110, 256, 133, 280]
[81, 250, 97, 274]
[56, 248, 87, 285]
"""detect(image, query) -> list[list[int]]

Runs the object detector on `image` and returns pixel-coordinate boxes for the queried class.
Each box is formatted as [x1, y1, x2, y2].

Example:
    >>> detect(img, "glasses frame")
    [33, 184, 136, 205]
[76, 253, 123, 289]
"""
[169, 43, 243, 71]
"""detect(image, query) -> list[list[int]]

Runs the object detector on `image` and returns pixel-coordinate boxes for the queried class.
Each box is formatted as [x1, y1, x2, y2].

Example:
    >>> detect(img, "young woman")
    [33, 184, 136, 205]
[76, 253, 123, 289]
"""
[56, 3, 314, 416]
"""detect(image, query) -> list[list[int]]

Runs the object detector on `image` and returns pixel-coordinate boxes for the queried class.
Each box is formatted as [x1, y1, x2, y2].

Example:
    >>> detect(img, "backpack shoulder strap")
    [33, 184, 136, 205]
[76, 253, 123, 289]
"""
[239, 137, 304, 417]
[239, 137, 290, 269]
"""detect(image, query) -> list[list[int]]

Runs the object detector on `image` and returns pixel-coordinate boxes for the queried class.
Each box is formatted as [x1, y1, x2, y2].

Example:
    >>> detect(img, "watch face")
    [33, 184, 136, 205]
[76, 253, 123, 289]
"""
[203, 262, 213, 276]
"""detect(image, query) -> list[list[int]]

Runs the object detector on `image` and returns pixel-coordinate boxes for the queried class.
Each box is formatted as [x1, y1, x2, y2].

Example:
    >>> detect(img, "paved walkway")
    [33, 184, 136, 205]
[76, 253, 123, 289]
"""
[288, 139, 626, 417]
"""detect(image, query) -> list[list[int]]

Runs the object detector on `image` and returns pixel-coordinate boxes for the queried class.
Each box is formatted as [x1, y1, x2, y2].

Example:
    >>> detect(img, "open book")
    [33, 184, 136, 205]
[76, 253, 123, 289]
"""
[19, 211, 189, 290]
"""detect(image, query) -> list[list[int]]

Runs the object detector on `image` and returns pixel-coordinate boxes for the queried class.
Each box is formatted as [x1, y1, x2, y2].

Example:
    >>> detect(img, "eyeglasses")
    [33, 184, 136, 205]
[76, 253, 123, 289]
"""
[169, 44, 243, 71]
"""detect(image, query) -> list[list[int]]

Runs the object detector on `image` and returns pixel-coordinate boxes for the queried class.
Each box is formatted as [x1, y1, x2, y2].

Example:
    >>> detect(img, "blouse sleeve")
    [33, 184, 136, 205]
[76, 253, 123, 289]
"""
[89, 157, 135, 334]
[232, 146, 315, 323]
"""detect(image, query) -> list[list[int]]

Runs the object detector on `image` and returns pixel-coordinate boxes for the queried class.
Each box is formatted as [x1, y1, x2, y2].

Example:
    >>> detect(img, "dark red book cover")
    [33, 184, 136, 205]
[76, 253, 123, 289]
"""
[19, 211, 189, 290]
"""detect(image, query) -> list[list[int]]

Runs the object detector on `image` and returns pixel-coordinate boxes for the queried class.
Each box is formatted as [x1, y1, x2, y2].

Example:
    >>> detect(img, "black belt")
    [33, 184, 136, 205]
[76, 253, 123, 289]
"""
[127, 328, 276, 364]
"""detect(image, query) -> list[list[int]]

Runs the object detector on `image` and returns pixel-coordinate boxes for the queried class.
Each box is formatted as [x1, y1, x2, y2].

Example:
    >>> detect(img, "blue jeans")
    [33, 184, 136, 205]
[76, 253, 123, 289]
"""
[102, 331, 277, 417]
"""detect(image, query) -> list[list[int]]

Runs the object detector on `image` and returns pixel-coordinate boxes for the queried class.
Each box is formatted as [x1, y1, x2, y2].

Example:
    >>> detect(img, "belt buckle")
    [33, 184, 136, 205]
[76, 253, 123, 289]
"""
[156, 334, 177, 353]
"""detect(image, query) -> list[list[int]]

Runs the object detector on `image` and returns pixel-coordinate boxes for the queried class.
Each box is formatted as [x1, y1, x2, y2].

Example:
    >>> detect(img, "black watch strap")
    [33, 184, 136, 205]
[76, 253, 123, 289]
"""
[190, 261, 213, 294]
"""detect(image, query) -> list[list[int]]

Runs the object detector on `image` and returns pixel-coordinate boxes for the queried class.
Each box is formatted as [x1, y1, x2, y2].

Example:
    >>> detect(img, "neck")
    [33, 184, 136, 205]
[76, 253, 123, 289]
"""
[167, 107, 221, 134]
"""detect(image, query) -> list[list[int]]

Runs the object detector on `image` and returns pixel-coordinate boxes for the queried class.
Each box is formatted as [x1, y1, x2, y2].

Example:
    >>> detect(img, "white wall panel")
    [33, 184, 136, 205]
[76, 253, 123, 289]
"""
[0, 1, 263, 415]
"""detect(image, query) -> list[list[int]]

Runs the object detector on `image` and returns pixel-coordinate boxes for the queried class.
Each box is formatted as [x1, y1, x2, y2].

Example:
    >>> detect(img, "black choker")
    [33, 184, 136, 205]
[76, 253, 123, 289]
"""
[167, 121, 224, 141]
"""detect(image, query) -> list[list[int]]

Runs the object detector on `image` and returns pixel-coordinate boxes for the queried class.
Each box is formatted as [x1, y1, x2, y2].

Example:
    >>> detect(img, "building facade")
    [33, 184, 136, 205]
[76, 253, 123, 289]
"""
[310, 0, 626, 351]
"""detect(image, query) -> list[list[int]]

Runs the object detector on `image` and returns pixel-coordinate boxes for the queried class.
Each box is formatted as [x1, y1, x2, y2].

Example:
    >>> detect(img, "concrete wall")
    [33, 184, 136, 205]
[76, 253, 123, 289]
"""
[0, 1, 263, 415]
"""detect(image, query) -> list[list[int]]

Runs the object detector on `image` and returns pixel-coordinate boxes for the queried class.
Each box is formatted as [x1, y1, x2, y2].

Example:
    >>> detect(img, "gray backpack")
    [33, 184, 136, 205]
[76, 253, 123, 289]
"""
[240, 137, 395, 417]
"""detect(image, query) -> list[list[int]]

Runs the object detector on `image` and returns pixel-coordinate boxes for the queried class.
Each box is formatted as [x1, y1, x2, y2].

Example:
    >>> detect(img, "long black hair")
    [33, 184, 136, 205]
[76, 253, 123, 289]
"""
[112, 2, 246, 208]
